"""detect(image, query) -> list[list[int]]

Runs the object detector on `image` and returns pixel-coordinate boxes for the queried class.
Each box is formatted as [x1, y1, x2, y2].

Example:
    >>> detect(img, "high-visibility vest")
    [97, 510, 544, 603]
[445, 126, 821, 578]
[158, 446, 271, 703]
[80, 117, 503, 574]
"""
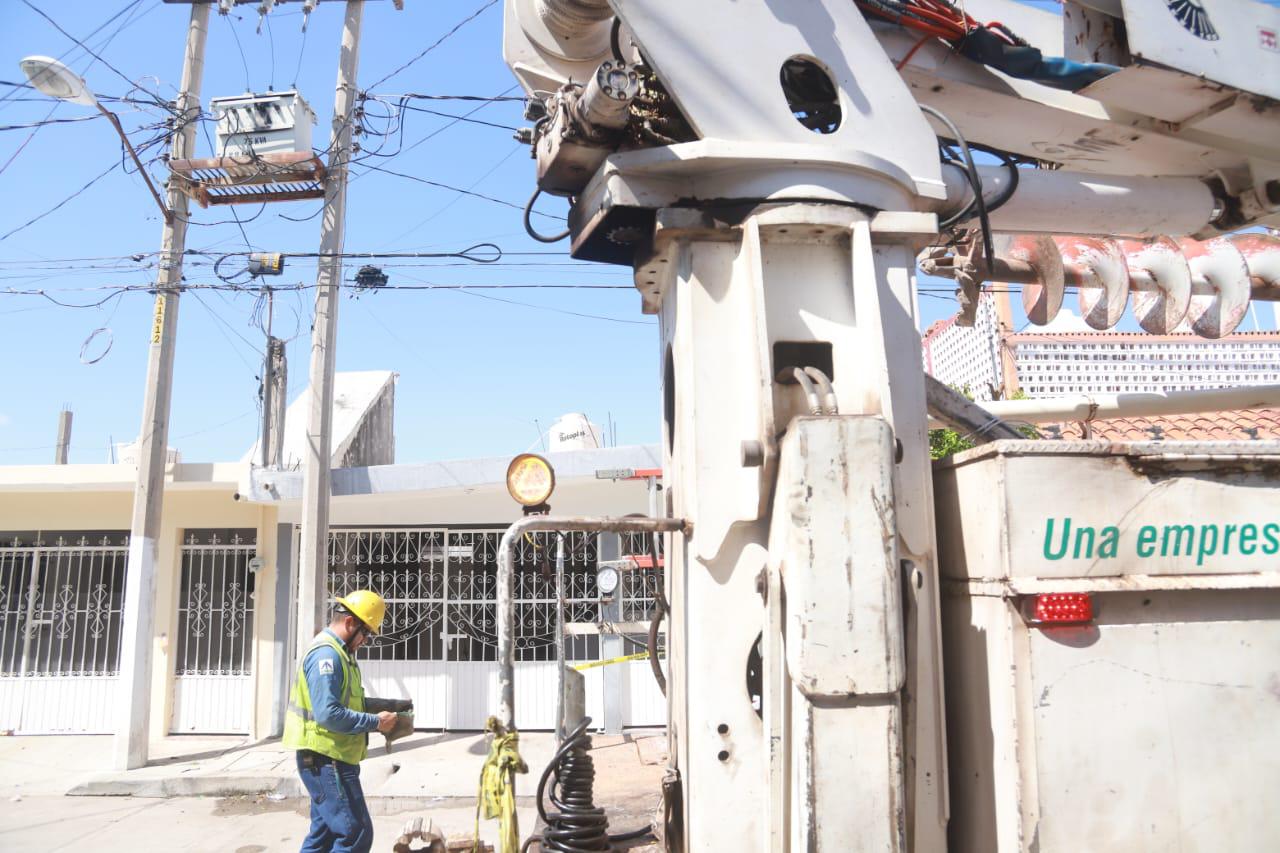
[282, 631, 368, 764]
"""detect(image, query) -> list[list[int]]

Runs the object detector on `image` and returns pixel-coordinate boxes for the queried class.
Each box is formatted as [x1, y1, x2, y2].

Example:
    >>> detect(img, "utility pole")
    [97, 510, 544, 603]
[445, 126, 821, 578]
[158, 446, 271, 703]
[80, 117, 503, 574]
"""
[114, 1, 209, 771]
[994, 288, 1021, 399]
[262, 337, 288, 467]
[260, 289, 288, 468]
[298, 0, 364, 654]
[54, 409, 72, 464]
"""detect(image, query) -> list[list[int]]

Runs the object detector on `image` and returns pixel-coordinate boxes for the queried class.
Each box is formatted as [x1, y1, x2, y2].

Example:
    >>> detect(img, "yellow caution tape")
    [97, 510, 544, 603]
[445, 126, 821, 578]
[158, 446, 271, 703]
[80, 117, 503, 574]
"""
[475, 716, 527, 853]
[572, 651, 659, 671]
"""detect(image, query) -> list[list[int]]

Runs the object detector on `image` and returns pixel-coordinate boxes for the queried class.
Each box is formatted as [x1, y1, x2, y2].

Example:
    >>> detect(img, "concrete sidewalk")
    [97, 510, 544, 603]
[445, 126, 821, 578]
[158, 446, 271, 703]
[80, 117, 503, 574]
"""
[1, 729, 668, 803]
[0, 729, 669, 849]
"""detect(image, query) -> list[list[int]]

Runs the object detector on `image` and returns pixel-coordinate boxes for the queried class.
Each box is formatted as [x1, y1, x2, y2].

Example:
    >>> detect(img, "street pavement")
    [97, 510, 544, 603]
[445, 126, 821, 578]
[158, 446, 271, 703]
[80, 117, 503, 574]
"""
[0, 729, 668, 851]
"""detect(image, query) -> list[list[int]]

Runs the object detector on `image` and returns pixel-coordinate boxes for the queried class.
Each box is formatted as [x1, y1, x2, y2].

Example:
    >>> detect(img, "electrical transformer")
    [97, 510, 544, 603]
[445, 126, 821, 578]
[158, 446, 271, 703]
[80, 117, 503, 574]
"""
[208, 89, 316, 159]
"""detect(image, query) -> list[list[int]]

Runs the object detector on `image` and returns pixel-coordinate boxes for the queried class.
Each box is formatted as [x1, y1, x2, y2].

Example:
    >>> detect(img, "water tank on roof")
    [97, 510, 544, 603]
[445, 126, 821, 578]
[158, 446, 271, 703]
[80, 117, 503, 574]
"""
[548, 413, 603, 451]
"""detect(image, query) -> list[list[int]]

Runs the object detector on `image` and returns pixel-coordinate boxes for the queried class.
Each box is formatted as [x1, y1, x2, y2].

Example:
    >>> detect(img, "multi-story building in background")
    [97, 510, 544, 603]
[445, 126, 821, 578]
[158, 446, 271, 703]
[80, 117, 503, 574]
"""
[921, 294, 1004, 400]
[921, 293, 1280, 400]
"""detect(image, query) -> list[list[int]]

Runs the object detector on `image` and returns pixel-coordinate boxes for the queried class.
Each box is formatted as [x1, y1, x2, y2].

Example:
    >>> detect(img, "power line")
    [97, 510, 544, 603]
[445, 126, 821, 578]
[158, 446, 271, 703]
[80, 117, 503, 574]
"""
[0, 115, 103, 131]
[388, 101, 519, 132]
[0, 0, 146, 111]
[264, 12, 277, 89]
[0, 159, 121, 243]
[17, 0, 159, 100]
[446, 284, 652, 326]
[290, 12, 309, 87]
[224, 12, 253, 92]
[363, 0, 500, 91]
[353, 85, 519, 168]
[358, 163, 566, 220]
[365, 92, 524, 103]
[377, 143, 523, 247]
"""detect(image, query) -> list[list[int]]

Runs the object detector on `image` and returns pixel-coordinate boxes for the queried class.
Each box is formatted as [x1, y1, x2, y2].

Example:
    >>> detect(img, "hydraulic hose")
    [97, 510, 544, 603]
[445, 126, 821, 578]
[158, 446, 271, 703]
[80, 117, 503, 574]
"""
[525, 717, 655, 852]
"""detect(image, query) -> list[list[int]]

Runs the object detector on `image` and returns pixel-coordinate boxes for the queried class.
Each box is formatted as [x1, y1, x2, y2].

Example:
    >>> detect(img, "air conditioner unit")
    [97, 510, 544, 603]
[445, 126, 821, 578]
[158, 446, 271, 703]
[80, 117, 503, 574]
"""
[209, 90, 316, 158]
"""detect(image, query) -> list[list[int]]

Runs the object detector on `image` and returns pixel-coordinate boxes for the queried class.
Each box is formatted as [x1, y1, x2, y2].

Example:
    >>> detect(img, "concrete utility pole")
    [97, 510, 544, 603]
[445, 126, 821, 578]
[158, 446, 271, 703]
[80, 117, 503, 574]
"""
[260, 289, 288, 469]
[54, 409, 72, 464]
[114, 1, 210, 771]
[262, 336, 288, 468]
[298, 0, 364, 654]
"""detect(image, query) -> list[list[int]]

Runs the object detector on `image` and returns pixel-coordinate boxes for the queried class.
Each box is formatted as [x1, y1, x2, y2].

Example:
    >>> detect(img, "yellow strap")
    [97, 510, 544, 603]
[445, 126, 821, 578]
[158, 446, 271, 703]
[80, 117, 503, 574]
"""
[572, 651, 655, 671]
[475, 717, 528, 853]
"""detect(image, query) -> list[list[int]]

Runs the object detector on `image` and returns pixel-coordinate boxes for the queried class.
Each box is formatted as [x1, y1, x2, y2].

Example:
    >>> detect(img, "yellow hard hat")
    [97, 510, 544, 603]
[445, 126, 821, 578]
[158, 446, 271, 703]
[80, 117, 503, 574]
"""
[335, 590, 386, 634]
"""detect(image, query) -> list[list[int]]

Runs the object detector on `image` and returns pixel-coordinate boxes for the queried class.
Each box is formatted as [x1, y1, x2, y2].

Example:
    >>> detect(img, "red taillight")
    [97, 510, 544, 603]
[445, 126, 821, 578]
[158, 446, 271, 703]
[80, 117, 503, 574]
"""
[1028, 592, 1093, 625]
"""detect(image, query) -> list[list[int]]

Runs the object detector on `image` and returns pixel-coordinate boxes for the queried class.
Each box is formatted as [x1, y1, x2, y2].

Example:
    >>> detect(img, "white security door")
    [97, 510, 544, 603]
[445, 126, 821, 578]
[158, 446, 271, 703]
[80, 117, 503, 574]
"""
[170, 530, 257, 734]
[0, 533, 128, 734]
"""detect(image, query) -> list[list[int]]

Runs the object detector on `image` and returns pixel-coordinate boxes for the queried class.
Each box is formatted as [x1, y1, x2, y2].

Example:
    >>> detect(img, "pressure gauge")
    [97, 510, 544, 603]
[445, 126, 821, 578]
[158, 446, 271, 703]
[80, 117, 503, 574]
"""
[596, 566, 620, 596]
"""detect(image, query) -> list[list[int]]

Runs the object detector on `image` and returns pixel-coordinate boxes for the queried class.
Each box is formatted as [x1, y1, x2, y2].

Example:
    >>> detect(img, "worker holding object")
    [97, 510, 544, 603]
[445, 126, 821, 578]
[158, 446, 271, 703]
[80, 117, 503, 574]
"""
[284, 590, 396, 853]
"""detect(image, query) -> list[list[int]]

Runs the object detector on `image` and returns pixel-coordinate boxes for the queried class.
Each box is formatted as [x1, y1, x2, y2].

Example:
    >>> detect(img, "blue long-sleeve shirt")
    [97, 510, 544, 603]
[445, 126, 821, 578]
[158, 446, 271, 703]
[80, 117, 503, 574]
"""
[303, 629, 381, 735]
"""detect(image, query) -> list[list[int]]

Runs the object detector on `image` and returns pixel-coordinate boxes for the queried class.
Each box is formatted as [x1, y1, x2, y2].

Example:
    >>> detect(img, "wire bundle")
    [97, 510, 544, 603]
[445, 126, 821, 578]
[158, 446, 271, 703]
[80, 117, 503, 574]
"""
[858, 0, 997, 43]
[857, 0, 1119, 90]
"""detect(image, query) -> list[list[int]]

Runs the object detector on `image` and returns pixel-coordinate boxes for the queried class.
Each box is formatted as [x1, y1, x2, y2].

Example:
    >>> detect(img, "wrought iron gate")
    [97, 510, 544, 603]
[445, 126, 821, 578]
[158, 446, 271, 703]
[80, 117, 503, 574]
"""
[326, 527, 609, 729]
[170, 530, 257, 733]
[0, 533, 128, 734]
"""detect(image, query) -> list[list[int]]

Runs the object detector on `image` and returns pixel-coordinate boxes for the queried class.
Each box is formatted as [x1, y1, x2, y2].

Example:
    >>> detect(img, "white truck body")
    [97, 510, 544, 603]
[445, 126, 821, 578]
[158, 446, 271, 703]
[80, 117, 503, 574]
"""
[935, 440, 1280, 852]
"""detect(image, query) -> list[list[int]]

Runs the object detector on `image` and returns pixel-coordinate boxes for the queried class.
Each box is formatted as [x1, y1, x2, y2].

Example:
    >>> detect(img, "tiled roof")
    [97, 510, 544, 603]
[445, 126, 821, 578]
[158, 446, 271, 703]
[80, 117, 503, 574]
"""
[1038, 408, 1280, 442]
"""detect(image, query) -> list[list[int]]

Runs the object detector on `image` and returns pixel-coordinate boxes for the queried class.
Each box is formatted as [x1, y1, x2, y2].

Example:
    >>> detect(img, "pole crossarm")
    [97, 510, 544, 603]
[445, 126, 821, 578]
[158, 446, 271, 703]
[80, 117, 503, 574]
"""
[495, 515, 689, 731]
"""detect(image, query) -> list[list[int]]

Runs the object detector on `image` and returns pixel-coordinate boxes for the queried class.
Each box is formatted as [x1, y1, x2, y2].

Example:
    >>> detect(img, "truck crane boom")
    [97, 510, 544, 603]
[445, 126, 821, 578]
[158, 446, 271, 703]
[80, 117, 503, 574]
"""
[496, 1, 1280, 850]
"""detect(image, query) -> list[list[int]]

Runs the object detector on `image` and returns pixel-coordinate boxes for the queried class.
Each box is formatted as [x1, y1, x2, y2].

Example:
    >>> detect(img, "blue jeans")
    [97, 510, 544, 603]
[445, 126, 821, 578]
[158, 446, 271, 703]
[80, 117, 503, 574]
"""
[296, 752, 374, 853]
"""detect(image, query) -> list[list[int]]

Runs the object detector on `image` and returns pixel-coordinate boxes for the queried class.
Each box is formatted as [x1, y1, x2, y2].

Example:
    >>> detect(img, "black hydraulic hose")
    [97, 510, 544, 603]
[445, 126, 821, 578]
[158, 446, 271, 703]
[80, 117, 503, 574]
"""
[647, 532, 667, 697]
[609, 17, 625, 63]
[922, 104, 994, 267]
[524, 187, 573, 244]
[528, 717, 656, 851]
[647, 603, 667, 697]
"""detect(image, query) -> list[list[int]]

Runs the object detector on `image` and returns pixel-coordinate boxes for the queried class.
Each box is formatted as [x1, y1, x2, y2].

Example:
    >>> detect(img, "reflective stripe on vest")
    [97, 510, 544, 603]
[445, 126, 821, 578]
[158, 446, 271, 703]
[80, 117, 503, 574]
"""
[282, 631, 368, 764]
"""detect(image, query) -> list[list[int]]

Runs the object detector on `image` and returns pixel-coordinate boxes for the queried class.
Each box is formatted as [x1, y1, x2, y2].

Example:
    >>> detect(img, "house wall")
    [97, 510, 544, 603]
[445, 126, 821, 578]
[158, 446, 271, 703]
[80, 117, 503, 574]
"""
[277, 478, 651, 526]
[0, 487, 280, 739]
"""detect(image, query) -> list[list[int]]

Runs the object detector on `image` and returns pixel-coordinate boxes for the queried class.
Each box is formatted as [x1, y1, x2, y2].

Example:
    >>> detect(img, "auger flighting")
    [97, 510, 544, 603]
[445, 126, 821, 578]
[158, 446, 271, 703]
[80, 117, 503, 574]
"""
[921, 231, 1280, 337]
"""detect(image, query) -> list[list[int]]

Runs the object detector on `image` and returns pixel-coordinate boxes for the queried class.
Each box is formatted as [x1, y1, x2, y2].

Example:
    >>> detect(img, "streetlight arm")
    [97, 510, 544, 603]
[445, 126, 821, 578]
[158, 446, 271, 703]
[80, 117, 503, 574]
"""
[97, 103, 172, 224]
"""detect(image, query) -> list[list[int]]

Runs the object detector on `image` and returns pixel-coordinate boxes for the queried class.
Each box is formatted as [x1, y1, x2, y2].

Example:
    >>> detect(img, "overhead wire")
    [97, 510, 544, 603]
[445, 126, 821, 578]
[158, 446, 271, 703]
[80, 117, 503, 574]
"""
[359, 163, 566, 220]
[264, 11, 277, 89]
[0, 0, 161, 178]
[290, 11, 309, 88]
[0, 160, 121, 243]
[17, 0, 169, 106]
[225, 13, 254, 93]
[376, 143, 523, 247]
[363, 0, 500, 91]
[348, 86, 519, 174]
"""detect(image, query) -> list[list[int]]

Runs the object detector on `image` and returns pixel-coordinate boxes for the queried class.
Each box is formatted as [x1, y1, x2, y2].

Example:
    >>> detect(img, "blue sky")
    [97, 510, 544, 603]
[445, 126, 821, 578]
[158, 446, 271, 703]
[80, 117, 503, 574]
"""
[0, 1, 1274, 466]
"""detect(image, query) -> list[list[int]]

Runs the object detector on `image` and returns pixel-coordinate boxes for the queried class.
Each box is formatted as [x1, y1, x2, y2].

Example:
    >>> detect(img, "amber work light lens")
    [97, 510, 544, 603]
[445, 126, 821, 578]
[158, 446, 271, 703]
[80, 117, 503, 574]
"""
[506, 453, 555, 507]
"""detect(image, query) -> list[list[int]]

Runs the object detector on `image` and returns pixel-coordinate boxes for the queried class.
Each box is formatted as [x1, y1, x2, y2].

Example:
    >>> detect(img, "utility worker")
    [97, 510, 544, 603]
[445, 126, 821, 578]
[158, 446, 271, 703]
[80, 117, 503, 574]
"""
[284, 590, 397, 853]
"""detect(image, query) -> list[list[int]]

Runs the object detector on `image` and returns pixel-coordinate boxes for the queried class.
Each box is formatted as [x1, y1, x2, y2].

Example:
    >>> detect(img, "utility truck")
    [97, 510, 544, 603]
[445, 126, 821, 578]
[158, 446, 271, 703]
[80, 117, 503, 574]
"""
[491, 0, 1280, 849]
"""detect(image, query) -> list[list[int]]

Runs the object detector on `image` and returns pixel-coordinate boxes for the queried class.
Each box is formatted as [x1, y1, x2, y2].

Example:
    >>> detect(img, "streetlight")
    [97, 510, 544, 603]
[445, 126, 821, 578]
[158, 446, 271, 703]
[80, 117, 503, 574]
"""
[20, 55, 172, 222]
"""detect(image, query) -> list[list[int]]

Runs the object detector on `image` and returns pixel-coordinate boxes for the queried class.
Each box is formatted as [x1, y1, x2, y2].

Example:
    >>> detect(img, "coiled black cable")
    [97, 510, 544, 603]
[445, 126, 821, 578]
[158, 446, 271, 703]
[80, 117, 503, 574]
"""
[525, 717, 654, 852]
